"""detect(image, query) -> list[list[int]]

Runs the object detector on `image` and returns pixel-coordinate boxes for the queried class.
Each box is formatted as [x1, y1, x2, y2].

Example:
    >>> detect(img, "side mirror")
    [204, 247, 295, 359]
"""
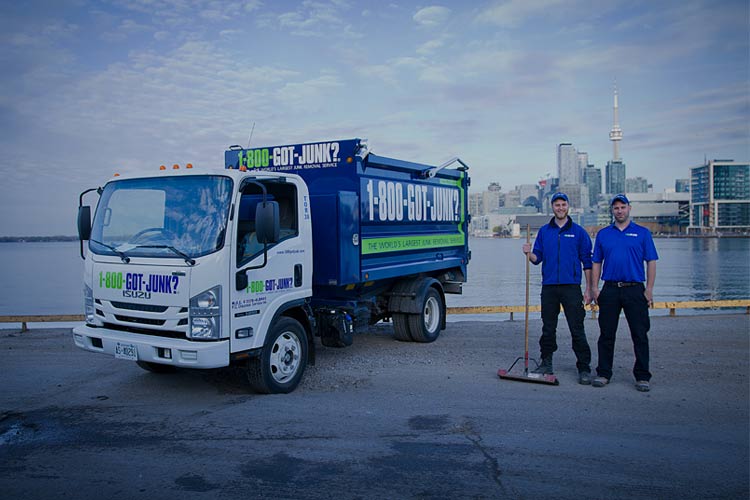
[78, 206, 92, 241]
[255, 200, 279, 244]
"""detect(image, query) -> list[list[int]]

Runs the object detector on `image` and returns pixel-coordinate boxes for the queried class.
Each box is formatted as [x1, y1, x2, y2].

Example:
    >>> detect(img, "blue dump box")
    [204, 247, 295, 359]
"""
[225, 139, 470, 304]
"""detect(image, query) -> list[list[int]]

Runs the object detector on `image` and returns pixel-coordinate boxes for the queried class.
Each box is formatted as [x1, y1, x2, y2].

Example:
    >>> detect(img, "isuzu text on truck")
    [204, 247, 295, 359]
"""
[74, 139, 470, 393]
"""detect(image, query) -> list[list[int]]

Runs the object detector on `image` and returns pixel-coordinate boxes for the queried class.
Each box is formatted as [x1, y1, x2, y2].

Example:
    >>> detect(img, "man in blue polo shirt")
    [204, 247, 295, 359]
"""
[522, 192, 593, 384]
[591, 194, 658, 392]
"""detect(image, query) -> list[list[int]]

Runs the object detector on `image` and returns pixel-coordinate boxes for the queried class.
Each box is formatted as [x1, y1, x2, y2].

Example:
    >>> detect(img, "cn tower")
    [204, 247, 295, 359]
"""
[609, 84, 623, 161]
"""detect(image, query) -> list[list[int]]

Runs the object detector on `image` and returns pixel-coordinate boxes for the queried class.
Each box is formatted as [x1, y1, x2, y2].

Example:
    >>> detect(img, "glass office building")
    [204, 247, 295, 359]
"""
[605, 160, 626, 195]
[689, 160, 750, 233]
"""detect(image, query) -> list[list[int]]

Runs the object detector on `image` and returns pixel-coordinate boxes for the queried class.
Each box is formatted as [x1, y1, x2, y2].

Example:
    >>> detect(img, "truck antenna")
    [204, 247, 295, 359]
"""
[246, 122, 256, 149]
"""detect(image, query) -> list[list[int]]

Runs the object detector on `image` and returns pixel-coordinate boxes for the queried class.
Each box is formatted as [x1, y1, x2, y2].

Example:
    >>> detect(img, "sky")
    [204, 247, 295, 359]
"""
[1, 0, 748, 236]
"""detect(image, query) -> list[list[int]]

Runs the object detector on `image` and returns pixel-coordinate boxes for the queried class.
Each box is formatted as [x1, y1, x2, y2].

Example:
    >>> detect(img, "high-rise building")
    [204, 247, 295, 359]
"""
[504, 190, 521, 208]
[583, 165, 601, 206]
[468, 184, 502, 216]
[606, 161, 626, 194]
[577, 152, 589, 183]
[626, 177, 649, 193]
[689, 160, 750, 233]
[557, 143, 579, 186]
[675, 179, 689, 192]
[609, 85, 623, 161]
[559, 184, 589, 209]
[605, 85, 626, 195]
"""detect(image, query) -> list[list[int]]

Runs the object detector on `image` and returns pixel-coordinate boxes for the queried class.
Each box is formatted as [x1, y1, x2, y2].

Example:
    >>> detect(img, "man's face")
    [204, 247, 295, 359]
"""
[552, 199, 569, 219]
[612, 201, 630, 223]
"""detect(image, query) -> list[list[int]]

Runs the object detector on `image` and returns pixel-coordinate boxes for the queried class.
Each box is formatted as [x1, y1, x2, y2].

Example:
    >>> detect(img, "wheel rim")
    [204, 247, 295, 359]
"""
[269, 331, 302, 383]
[423, 295, 440, 333]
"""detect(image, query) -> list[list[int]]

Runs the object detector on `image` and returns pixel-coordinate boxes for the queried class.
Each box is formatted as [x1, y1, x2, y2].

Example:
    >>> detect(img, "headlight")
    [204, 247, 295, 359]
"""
[189, 286, 221, 340]
[84, 284, 95, 324]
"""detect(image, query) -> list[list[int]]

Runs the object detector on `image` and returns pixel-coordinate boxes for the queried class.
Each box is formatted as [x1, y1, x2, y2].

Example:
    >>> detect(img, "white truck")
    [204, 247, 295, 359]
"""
[73, 139, 470, 393]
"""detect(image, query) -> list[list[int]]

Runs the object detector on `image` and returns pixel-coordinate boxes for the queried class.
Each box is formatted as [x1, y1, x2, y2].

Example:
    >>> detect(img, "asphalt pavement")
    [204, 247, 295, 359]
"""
[1, 314, 748, 499]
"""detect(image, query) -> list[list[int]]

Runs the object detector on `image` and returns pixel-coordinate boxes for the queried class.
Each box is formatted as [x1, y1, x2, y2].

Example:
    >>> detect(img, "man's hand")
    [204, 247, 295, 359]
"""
[591, 288, 600, 305]
[522, 243, 537, 263]
[583, 288, 592, 305]
[644, 287, 654, 307]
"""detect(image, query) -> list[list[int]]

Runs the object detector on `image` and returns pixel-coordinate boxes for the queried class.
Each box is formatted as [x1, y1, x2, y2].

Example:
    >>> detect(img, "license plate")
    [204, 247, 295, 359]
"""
[115, 342, 138, 361]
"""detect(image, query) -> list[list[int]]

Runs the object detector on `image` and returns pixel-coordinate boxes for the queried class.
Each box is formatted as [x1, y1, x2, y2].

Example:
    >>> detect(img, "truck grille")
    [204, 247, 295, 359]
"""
[94, 298, 188, 338]
[114, 315, 166, 326]
[111, 301, 168, 313]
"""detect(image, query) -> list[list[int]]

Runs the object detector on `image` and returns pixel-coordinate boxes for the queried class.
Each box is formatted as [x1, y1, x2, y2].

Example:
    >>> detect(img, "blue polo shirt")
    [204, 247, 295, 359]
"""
[531, 216, 592, 285]
[592, 221, 658, 283]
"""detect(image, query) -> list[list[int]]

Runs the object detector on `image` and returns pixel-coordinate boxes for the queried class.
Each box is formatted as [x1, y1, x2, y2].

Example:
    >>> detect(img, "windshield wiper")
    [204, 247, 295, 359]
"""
[133, 245, 196, 266]
[90, 239, 131, 263]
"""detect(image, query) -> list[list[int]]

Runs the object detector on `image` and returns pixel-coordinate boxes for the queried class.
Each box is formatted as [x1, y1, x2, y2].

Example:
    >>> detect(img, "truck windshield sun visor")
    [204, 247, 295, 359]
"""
[89, 176, 232, 260]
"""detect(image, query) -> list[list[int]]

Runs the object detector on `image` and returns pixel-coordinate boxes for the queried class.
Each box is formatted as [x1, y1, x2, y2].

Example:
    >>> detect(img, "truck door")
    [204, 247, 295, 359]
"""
[230, 180, 310, 353]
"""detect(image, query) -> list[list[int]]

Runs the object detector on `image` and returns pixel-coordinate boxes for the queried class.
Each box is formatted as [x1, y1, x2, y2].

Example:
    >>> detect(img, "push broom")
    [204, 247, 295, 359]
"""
[498, 225, 559, 385]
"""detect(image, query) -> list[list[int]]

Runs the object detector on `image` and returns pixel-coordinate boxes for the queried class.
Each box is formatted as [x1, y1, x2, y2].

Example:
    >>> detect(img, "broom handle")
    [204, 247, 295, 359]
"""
[524, 224, 531, 372]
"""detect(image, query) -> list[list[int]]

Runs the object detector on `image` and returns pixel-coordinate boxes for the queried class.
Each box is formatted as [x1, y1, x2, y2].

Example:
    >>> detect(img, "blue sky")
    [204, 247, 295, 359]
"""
[1, 0, 748, 235]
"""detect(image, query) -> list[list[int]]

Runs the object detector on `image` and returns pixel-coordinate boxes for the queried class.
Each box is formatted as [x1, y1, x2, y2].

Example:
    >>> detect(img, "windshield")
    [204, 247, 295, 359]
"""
[90, 175, 233, 259]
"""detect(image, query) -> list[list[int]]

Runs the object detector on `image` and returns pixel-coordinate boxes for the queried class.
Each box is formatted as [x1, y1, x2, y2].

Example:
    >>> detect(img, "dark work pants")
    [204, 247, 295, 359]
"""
[540, 284, 591, 373]
[596, 283, 652, 381]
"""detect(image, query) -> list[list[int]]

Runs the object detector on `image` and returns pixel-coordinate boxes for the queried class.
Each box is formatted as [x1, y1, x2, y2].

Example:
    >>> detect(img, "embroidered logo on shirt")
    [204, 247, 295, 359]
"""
[564, 234, 575, 238]
[625, 233, 638, 237]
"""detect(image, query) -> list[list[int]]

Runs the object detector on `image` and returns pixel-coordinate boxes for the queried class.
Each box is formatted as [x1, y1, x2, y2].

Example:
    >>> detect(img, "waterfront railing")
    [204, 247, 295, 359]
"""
[1, 299, 748, 332]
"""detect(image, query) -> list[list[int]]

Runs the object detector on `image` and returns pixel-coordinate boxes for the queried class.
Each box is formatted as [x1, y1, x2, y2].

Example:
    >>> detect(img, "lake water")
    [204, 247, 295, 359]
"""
[0, 238, 748, 318]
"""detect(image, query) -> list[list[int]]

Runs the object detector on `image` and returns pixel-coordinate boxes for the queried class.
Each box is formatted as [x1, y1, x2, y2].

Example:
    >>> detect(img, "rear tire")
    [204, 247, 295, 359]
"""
[408, 287, 443, 343]
[247, 317, 308, 394]
[136, 361, 177, 373]
[392, 313, 413, 342]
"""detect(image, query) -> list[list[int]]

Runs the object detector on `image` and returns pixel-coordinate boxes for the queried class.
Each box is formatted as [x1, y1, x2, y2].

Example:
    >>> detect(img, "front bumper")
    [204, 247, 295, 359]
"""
[72, 324, 229, 369]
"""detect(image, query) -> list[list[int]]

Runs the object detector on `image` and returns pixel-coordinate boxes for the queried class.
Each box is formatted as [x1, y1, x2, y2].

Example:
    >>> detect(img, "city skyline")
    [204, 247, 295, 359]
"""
[1, 1, 748, 235]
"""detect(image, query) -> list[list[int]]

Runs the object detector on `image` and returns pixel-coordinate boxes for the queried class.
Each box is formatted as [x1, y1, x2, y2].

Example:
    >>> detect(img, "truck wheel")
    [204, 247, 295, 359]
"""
[136, 361, 177, 373]
[408, 287, 444, 343]
[247, 317, 307, 394]
[392, 313, 413, 342]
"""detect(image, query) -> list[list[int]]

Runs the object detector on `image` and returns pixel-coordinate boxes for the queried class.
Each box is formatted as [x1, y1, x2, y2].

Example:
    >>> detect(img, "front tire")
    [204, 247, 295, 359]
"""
[247, 317, 308, 394]
[408, 287, 444, 343]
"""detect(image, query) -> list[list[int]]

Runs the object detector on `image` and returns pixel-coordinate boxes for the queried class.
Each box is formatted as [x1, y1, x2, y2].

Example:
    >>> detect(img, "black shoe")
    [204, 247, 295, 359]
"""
[532, 357, 553, 375]
[578, 371, 592, 385]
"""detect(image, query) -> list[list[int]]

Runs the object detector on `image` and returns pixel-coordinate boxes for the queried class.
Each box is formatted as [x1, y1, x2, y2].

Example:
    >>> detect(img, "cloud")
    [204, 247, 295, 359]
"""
[3, 38, 313, 181]
[356, 64, 400, 86]
[100, 18, 151, 42]
[276, 0, 353, 37]
[413, 6, 451, 27]
[275, 71, 345, 108]
[416, 38, 445, 55]
[477, 0, 566, 27]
